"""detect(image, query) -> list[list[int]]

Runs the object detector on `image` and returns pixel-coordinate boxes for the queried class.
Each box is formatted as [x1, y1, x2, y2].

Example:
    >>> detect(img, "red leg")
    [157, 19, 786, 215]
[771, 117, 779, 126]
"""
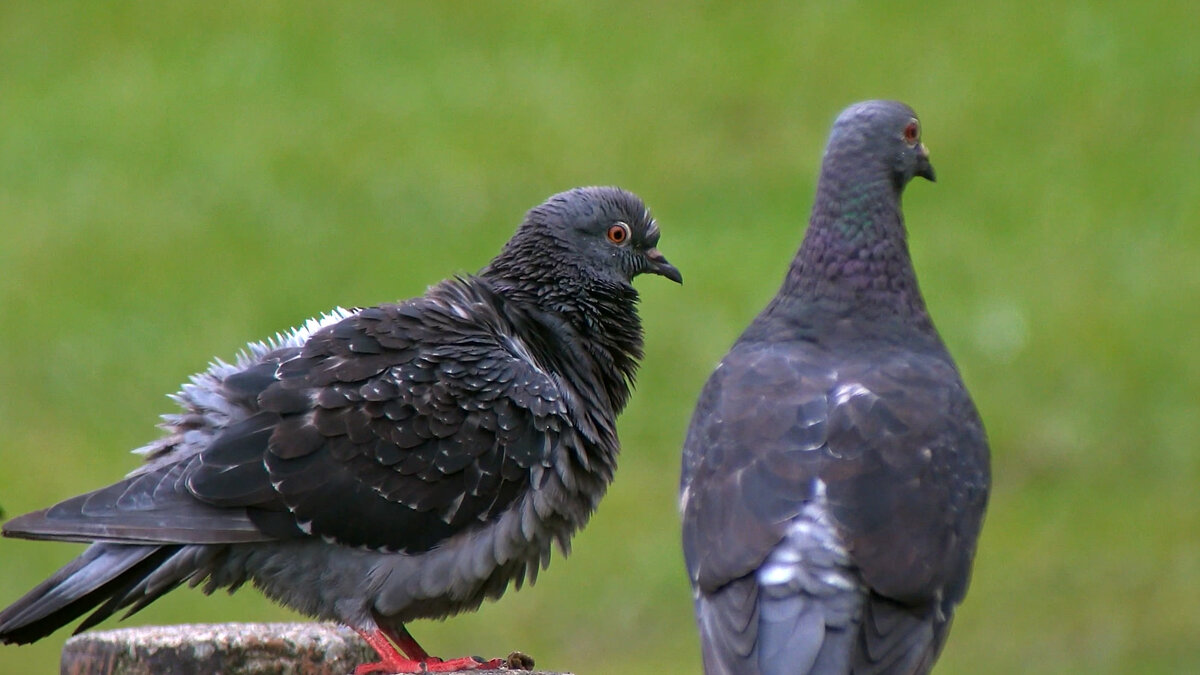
[351, 626, 504, 674]
[379, 623, 431, 661]
[352, 628, 421, 675]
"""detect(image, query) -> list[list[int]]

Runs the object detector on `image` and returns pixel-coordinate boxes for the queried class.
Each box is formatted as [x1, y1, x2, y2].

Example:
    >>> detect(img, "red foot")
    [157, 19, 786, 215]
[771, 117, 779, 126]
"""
[353, 656, 504, 674]
[352, 626, 505, 674]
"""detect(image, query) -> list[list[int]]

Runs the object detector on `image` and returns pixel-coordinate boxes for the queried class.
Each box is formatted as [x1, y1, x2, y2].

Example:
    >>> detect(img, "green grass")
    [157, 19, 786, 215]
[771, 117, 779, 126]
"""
[2, 2, 1198, 673]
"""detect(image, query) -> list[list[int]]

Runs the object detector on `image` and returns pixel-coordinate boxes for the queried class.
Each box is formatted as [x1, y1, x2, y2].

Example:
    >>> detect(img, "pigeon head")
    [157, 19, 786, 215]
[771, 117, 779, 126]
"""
[826, 100, 936, 191]
[481, 186, 678, 413]
[486, 186, 682, 290]
[777, 100, 938, 324]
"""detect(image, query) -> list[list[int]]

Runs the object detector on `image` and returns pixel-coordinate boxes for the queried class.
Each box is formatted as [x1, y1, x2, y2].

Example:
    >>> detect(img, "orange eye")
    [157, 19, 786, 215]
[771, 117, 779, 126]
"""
[903, 120, 920, 145]
[607, 222, 630, 244]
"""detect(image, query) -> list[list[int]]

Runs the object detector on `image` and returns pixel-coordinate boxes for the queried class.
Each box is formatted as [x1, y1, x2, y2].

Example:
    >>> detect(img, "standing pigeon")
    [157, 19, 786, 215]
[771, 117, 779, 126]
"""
[680, 101, 990, 674]
[0, 186, 681, 674]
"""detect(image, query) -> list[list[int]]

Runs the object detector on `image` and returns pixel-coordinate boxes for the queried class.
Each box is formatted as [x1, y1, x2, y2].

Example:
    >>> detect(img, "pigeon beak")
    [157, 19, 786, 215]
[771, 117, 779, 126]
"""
[644, 248, 683, 284]
[916, 143, 936, 182]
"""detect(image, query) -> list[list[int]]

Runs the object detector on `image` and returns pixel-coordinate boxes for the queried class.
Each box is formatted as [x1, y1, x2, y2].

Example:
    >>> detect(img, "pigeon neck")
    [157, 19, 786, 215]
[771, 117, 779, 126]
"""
[483, 265, 644, 416]
[776, 169, 932, 325]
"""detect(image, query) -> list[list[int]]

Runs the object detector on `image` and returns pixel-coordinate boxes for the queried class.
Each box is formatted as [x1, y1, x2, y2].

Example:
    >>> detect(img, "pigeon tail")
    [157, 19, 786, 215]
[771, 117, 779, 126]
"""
[754, 488, 863, 675]
[0, 543, 180, 644]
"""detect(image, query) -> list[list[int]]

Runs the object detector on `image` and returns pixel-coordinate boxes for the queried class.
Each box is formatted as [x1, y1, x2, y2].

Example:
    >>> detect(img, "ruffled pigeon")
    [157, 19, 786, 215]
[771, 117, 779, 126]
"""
[1, 186, 681, 673]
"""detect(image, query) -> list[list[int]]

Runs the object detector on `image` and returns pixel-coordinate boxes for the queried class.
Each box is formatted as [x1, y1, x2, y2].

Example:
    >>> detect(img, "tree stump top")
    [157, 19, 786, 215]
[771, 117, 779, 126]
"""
[60, 622, 569, 675]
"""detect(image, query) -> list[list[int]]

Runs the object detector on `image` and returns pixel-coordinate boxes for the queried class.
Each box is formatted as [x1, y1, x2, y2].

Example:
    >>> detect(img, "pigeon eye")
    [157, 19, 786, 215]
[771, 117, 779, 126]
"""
[607, 222, 631, 245]
[903, 120, 920, 145]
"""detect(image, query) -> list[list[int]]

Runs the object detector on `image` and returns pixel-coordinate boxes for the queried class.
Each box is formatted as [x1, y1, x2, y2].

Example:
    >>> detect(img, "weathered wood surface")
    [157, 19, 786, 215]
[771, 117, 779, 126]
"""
[60, 622, 562, 675]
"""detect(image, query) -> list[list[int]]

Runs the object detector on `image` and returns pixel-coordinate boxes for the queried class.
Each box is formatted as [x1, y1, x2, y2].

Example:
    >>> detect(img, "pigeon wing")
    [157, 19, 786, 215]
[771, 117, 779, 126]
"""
[196, 293, 573, 553]
[681, 341, 988, 673]
[3, 352, 298, 545]
[682, 343, 837, 673]
[7, 287, 574, 557]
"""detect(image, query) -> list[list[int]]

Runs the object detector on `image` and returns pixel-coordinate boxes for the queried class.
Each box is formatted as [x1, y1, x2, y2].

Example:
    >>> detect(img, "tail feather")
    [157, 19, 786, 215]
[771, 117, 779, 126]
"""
[0, 543, 181, 644]
[851, 596, 941, 675]
[96, 545, 227, 626]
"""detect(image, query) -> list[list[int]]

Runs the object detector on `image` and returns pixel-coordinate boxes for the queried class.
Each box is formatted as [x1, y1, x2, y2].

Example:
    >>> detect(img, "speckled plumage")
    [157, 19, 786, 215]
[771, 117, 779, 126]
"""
[680, 101, 989, 674]
[0, 187, 680, 669]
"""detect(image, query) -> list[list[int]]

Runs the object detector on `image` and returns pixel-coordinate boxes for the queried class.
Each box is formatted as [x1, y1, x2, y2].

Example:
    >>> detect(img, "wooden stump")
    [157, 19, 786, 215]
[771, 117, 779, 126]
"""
[59, 623, 564, 675]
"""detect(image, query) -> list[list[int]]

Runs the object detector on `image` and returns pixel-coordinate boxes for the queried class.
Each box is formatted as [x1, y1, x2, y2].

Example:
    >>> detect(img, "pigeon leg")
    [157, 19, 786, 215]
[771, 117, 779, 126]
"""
[352, 628, 420, 675]
[378, 623, 431, 661]
[352, 626, 504, 674]
[382, 624, 506, 672]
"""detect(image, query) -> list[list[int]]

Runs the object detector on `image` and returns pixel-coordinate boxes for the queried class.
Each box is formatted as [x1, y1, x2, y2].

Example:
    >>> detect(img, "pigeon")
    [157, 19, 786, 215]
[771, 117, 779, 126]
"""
[679, 101, 990, 674]
[0, 186, 681, 674]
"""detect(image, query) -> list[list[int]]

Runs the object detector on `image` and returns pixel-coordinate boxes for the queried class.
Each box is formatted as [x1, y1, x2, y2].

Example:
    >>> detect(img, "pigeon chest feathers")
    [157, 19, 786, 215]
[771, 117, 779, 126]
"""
[778, 189, 931, 329]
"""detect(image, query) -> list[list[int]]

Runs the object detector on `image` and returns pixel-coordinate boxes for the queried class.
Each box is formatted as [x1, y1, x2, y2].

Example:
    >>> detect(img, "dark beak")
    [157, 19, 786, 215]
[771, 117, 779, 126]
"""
[644, 248, 683, 284]
[916, 143, 936, 182]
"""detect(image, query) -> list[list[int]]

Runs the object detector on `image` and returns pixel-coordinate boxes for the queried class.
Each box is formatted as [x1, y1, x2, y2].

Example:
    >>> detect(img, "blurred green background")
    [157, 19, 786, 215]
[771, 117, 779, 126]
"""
[1, 2, 1197, 673]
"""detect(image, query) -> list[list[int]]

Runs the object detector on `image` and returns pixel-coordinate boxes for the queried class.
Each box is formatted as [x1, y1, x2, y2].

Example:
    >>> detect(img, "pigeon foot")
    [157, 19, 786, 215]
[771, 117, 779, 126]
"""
[353, 655, 505, 674]
[353, 626, 507, 673]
